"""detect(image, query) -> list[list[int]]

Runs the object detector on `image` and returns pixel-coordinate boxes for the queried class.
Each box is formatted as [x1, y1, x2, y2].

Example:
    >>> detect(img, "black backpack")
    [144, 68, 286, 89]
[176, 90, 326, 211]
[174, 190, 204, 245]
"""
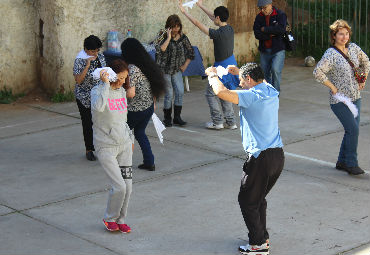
[282, 22, 296, 51]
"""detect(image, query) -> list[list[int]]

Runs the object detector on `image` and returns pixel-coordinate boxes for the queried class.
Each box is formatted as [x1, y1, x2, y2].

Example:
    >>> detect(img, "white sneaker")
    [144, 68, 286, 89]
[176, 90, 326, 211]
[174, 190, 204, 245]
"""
[205, 121, 224, 130]
[239, 242, 269, 255]
[224, 123, 238, 130]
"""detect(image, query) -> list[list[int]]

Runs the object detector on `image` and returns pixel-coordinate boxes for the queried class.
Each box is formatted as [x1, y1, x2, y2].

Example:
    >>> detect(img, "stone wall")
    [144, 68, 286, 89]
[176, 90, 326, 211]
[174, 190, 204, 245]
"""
[0, 0, 38, 94]
[1, 0, 286, 95]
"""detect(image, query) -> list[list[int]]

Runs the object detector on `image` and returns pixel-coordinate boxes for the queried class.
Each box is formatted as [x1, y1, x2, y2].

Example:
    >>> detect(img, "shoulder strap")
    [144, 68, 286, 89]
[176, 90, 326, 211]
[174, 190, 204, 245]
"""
[331, 46, 354, 68]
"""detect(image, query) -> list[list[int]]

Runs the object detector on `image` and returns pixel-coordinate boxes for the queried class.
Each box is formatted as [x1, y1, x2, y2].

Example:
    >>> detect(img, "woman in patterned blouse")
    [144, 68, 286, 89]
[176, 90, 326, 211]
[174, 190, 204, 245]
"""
[73, 35, 106, 161]
[313, 20, 369, 175]
[156, 14, 194, 127]
[121, 38, 166, 171]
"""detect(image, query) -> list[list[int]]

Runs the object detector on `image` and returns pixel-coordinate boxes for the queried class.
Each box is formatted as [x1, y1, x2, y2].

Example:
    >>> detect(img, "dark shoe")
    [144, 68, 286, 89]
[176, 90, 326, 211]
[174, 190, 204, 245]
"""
[346, 166, 365, 175]
[86, 151, 96, 161]
[173, 105, 187, 126]
[138, 164, 155, 171]
[163, 108, 172, 127]
[335, 161, 347, 171]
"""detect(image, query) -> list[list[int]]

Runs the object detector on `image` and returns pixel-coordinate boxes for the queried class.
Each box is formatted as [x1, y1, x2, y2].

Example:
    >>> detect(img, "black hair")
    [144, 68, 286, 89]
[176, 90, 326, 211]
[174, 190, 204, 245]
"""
[121, 38, 166, 99]
[83, 35, 102, 50]
[240, 63, 265, 82]
[214, 6, 229, 22]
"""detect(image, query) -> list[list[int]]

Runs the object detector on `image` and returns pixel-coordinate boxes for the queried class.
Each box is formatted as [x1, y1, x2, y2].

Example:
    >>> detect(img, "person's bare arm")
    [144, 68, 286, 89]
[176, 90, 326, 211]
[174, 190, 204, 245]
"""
[196, 0, 215, 21]
[179, 0, 209, 35]
[205, 67, 239, 104]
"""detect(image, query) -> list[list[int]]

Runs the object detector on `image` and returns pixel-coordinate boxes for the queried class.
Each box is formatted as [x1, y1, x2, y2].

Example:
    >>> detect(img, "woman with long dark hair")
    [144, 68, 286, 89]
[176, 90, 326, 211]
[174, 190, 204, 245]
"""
[121, 38, 166, 171]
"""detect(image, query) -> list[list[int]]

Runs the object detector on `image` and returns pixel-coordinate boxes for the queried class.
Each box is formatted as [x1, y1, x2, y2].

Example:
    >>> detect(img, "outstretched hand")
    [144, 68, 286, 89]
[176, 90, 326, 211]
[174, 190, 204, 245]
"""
[205, 66, 217, 76]
[227, 65, 240, 76]
[179, 0, 186, 13]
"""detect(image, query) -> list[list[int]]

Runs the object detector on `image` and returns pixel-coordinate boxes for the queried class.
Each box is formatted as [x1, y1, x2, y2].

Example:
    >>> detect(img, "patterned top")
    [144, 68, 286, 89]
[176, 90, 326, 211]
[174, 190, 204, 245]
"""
[73, 53, 106, 108]
[128, 64, 153, 112]
[155, 34, 194, 75]
[313, 43, 369, 104]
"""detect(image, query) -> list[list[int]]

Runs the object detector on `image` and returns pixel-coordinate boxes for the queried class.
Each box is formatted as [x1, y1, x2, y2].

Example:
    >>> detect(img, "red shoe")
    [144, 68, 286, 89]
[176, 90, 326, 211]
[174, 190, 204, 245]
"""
[118, 223, 131, 233]
[103, 219, 119, 231]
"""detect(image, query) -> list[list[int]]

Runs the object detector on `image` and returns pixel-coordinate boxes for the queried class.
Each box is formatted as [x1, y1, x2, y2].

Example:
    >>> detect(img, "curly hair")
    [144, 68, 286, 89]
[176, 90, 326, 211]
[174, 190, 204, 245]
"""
[121, 38, 166, 99]
[240, 63, 265, 82]
[329, 19, 352, 47]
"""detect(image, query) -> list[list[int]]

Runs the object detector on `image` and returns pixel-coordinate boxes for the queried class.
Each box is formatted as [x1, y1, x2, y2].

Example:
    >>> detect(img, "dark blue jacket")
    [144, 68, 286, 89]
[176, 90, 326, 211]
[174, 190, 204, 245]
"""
[253, 7, 287, 54]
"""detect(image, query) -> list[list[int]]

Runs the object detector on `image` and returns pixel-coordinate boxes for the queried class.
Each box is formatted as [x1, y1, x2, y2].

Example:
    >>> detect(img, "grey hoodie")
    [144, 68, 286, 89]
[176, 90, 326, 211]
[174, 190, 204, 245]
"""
[91, 81, 134, 148]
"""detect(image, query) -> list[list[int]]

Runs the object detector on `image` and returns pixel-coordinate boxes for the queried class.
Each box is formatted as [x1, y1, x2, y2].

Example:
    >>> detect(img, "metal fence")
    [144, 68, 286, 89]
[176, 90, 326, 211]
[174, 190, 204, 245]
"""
[289, 0, 370, 57]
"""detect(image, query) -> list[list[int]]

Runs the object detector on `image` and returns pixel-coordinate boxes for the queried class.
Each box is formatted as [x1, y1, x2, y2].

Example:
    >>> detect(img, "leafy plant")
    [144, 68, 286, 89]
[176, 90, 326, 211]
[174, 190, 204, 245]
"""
[0, 87, 25, 104]
[51, 85, 75, 103]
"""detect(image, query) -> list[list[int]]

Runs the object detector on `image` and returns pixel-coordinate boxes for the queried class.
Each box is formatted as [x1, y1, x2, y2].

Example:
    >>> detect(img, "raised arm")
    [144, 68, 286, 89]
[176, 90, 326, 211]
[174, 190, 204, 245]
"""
[205, 67, 239, 104]
[196, 0, 215, 21]
[91, 70, 110, 112]
[179, 0, 209, 35]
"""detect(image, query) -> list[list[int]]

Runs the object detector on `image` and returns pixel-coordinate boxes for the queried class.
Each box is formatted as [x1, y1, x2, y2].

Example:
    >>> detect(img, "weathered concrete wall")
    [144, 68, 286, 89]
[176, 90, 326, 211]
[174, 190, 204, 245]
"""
[0, 0, 38, 94]
[1, 0, 287, 95]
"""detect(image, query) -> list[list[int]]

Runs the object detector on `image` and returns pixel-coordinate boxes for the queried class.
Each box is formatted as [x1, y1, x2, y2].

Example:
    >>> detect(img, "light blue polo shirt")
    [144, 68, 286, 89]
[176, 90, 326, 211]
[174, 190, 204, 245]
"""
[237, 82, 283, 158]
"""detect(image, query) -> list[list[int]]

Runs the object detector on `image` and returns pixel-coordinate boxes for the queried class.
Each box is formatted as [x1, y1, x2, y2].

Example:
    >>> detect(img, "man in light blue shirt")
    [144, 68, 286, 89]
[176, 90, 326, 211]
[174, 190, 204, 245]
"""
[205, 63, 284, 255]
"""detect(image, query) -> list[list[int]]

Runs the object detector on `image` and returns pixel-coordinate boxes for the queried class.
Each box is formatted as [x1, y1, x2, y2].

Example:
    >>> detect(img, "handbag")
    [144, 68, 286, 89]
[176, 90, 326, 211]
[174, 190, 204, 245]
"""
[331, 46, 367, 83]
[282, 23, 296, 51]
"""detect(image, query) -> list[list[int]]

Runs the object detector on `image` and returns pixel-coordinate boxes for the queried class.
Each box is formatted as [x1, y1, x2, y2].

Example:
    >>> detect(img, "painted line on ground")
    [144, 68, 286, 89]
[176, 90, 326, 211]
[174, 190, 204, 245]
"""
[0, 112, 80, 129]
[285, 152, 336, 168]
[285, 152, 370, 174]
[171, 126, 201, 133]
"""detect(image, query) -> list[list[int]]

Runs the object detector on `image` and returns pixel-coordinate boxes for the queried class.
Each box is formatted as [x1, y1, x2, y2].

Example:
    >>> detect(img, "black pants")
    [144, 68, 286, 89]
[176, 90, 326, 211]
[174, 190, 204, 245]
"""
[238, 147, 284, 246]
[76, 99, 94, 151]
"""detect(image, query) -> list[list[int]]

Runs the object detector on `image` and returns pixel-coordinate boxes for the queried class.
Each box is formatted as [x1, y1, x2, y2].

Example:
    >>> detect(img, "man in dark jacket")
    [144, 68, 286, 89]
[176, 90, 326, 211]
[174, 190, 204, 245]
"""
[253, 0, 287, 92]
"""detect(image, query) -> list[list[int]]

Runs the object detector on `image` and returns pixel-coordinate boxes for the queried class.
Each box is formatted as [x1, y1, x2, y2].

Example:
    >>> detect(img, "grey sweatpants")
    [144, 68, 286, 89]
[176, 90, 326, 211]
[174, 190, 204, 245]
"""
[96, 142, 133, 224]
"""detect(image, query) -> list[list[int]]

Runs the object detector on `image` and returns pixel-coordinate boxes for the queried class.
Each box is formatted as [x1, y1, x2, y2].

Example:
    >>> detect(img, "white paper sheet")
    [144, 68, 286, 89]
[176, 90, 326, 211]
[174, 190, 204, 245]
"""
[151, 113, 166, 144]
[92, 67, 117, 82]
[215, 66, 229, 79]
[182, 0, 198, 9]
[75, 50, 94, 60]
[333, 93, 358, 118]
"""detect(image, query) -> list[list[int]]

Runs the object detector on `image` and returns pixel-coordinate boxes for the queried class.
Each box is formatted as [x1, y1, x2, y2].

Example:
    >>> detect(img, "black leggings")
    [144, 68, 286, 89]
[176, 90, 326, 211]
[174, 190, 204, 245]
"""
[76, 99, 94, 151]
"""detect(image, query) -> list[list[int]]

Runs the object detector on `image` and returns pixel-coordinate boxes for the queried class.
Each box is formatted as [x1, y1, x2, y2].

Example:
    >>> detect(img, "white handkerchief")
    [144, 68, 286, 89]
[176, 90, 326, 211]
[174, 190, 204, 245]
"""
[76, 50, 94, 60]
[92, 67, 117, 82]
[333, 93, 358, 118]
[216, 66, 229, 79]
[152, 113, 166, 144]
[182, 0, 198, 9]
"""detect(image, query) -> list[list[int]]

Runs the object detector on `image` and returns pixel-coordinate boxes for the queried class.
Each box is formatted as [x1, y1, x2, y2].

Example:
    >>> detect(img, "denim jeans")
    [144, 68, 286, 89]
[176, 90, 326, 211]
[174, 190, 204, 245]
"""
[163, 71, 184, 109]
[127, 104, 154, 166]
[330, 99, 361, 167]
[260, 49, 285, 92]
[205, 85, 236, 125]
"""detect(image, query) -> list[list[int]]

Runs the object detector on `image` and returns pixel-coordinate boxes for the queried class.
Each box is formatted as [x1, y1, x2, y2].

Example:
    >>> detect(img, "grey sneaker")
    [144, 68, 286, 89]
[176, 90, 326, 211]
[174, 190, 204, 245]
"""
[205, 122, 224, 130]
[224, 123, 238, 130]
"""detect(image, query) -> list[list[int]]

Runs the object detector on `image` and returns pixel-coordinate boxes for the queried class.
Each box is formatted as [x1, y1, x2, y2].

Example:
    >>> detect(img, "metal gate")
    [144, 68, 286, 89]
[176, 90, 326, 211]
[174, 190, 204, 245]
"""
[289, 0, 370, 58]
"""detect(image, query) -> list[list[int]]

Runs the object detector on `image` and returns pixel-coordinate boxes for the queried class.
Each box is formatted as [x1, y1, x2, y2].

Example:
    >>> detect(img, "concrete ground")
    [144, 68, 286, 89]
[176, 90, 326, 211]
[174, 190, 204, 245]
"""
[0, 59, 369, 255]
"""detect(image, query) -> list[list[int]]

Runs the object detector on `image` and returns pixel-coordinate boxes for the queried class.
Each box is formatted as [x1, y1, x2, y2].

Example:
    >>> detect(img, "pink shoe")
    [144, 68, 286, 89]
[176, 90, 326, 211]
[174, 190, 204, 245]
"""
[118, 223, 131, 233]
[103, 219, 119, 232]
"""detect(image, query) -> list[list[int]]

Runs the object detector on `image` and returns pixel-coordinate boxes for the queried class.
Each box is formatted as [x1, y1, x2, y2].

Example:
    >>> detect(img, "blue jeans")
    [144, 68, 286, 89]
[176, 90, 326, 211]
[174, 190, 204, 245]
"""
[205, 85, 235, 125]
[330, 99, 361, 167]
[163, 71, 184, 109]
[260, 49, 285, 92]
[127, 104, 154, 166]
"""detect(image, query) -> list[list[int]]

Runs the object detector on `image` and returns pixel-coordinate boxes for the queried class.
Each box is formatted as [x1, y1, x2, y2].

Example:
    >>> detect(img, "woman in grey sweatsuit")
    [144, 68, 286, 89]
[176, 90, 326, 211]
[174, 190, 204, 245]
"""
[91, 59, 135, 233]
